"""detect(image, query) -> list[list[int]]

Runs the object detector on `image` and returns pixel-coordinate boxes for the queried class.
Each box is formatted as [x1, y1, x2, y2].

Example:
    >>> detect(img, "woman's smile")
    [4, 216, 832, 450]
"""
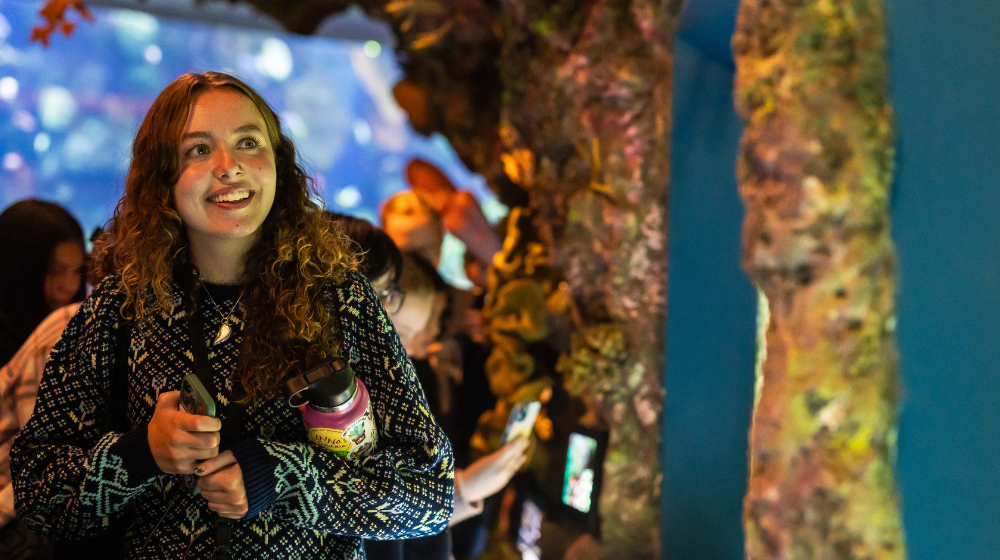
[209, 189, 253, 204]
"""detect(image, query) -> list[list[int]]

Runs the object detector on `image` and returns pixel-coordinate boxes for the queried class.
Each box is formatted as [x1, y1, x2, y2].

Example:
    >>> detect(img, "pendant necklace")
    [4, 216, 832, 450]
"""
[202, 284, 244, 346]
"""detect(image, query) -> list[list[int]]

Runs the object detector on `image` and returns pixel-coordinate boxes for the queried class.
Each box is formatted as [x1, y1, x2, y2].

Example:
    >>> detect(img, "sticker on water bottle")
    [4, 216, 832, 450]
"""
[308, 403, 378, 460]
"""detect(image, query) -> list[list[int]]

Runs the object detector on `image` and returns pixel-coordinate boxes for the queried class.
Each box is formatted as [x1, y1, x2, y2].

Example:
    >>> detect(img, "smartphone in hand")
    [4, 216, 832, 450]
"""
[501, 401, 541, 445]
[179, 374, 216, 495]
[180, 373, 216, 417]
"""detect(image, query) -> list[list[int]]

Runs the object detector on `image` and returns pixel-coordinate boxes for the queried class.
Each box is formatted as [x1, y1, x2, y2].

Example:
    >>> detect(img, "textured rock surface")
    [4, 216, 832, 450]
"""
[732, 0, 906, 558]
[495, 1, 677, 557]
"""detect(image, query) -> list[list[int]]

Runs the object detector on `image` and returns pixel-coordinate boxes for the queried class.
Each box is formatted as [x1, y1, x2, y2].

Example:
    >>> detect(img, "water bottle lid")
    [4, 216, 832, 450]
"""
[282, 358, 358, 410]
[311, 364, 358, 410]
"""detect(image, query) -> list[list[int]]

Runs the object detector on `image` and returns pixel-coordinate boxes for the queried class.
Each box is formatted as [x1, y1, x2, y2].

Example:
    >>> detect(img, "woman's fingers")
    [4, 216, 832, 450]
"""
[497, 437, 530, 474]
[175, 411, 223, 433]
[195, 450, 236, 476]
[199, 488, 245, 504]
[204, 495, 248, 517]
[149, 390, 222, 473]
[197, 458, 248, 520]
[499, 437, 530, 461]
[507, 436, 530, 453]
[179, 430, 221, 451]
[157, 390, 181, 409]
[209, 505, 248, 520]
[185, 447, 223, 463]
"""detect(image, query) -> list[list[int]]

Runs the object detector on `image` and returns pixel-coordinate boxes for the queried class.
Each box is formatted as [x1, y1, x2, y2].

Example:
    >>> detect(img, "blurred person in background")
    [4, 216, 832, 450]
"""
[329, 214, 527, 560]
[399, 159, 503, 289]
[0, 303, 82, 560]
[391, 252, 522, 559]
[0, 199, 86, 367]
[381, 189, 446, 269]
[0, 199, 86, 559]
[325, 212, 404, 307]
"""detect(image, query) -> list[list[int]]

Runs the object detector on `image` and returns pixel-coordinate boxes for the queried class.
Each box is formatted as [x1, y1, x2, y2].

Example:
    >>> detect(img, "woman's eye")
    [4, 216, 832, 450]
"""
[239, 137, 261, 149]
[185, 144, 209, 157]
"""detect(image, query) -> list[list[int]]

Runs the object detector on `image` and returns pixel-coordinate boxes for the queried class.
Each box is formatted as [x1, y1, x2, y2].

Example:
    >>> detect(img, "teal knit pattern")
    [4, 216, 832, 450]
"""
[10, 272, 454, 559]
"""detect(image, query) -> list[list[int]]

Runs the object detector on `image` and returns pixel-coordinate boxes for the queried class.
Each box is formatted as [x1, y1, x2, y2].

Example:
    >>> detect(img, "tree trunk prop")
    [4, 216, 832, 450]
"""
[732, 0, 906, 558]
[490, 1, 679, 557]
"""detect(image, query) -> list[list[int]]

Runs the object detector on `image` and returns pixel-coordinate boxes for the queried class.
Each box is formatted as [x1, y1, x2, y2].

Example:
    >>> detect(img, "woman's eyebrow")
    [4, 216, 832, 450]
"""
[181, 131, 211, 142]
[234, 123, 264, 134]
[180, 124, 264, 142]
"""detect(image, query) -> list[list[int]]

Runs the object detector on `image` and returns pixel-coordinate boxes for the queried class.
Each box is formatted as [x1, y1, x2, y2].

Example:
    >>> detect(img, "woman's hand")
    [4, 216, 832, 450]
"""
[196, 451, 248, 519]
[147, 391, 221, 474]
[458, 437, 530, 503]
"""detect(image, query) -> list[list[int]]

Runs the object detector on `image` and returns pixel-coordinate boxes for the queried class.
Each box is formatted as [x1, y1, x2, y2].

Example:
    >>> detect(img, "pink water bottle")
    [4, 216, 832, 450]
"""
[283, 358, 378, 461]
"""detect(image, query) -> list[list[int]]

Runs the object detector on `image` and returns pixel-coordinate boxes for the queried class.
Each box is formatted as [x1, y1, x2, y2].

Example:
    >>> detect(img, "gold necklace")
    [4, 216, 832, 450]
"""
[202, 284, 244, 346]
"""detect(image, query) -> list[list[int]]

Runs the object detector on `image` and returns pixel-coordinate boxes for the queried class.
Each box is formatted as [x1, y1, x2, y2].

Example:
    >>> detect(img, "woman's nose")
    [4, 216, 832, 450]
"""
[213, 148, 242, 179]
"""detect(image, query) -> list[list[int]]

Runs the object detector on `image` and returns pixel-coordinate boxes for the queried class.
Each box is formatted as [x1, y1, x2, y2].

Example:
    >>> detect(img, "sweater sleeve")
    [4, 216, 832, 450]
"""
[9, 278, 160, 538]
[236, 273, 455, 539]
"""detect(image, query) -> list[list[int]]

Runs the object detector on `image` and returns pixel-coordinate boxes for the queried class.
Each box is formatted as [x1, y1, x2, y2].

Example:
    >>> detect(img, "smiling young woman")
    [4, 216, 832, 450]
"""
[173, 88, 277, 282]
[11, 72, 454, 560]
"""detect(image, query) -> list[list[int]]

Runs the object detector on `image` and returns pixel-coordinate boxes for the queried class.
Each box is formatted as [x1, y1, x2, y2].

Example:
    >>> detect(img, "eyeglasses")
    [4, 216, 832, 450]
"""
[379, 285, 406, 314]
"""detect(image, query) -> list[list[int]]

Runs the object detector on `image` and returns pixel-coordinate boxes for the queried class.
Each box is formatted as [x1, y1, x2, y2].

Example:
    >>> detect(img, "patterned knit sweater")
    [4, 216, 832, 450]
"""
[10, 272, 454, 559]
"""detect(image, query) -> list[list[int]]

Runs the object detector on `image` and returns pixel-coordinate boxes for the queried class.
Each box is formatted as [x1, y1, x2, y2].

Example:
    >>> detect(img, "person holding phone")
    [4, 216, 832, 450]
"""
[10, 72, 453, 559]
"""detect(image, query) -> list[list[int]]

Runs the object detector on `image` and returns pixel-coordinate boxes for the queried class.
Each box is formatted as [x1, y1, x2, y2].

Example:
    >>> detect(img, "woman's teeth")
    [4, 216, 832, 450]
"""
[210, 191, 251, 203]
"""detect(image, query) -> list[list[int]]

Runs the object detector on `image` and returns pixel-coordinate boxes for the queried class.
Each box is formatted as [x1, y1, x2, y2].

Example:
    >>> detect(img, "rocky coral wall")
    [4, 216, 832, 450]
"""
[489, 1, 679, 557]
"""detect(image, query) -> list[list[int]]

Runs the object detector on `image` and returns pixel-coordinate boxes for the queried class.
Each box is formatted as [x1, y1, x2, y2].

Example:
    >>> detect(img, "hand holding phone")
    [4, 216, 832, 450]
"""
[459, 437, 530, 504]
[147, 383, 221, 475]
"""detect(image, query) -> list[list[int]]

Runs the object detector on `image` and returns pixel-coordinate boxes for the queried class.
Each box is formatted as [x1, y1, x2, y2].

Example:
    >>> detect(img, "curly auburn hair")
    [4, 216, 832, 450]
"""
[94, 72, 358, 402]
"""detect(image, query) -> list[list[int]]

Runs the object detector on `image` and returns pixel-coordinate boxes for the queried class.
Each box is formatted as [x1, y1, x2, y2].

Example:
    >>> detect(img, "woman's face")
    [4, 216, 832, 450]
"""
[383, 192, 443, 267]
[44, 240, 83, 311]
[388, 262, 447, 359]
[173, 88, 277, 252]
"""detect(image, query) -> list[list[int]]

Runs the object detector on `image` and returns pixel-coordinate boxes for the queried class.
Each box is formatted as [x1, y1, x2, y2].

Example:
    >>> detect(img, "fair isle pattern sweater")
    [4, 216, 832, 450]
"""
[10, 272, 454, 559]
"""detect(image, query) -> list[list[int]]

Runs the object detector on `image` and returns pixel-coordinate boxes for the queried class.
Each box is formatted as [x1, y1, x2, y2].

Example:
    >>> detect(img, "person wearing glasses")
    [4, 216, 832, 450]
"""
[325, 212, 406, 315]
[329, 214, 527, 560]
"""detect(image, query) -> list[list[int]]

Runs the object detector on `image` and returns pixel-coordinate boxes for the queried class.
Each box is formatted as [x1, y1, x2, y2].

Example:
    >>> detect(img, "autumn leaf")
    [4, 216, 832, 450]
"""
[31, 0, 95, 47]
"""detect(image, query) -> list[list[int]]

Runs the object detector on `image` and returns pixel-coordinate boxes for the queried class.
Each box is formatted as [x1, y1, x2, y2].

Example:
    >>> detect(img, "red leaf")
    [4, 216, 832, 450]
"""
[31, 0, 94, 46]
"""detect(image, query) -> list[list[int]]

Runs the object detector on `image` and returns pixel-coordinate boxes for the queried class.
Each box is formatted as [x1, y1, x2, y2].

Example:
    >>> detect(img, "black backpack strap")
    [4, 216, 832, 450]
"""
[179, 264, 248, 560]
[105, 307, 132, 433]
[180, 265, 215, 391]
[219, 381, 246, 453]
[178, 264, 248, 448]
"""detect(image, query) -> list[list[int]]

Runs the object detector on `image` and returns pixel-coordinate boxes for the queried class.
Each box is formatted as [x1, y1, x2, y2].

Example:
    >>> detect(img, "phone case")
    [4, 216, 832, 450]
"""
[180, 373, 216, 417]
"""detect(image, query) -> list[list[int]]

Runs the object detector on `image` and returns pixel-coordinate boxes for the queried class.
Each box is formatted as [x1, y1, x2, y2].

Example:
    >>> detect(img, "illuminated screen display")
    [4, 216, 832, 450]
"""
[516, 498, 542, 560]
[0, 0, 504, 287]
[562, 432, 599, 513]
